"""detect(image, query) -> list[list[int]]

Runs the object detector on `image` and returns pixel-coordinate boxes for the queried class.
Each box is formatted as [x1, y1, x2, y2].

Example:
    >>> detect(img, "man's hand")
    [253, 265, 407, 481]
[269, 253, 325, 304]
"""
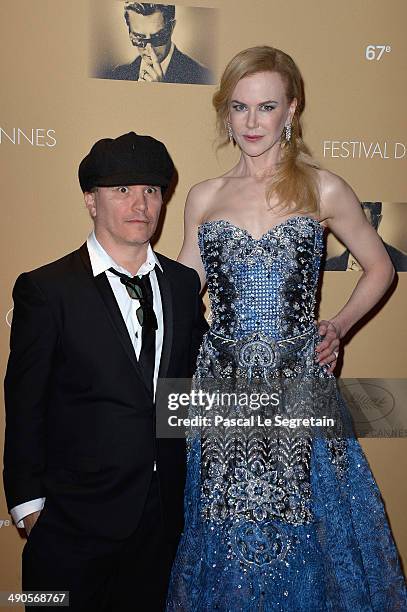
[139, 44, 164, 82]
[23, 510, 41, 536]
[315, 319, 341, 373]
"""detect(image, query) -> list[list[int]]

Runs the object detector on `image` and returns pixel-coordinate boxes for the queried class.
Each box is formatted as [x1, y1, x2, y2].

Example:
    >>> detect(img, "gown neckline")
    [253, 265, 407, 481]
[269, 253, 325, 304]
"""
[198, 215, 325, 242]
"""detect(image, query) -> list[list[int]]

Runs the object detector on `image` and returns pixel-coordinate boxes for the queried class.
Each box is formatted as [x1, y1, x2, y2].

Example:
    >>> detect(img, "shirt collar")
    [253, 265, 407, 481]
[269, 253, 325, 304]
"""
[86, 231, 163, 278]
[139, 42, 175, 77]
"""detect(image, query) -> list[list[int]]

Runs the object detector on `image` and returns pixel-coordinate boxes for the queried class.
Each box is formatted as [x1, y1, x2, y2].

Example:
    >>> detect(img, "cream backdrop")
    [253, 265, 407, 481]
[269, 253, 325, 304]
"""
[1, 0, 406, 600]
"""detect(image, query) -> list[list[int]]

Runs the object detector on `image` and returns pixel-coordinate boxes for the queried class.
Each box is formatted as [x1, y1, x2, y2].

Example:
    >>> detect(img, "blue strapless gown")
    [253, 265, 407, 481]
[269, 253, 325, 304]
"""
[166, 216, 407, 611]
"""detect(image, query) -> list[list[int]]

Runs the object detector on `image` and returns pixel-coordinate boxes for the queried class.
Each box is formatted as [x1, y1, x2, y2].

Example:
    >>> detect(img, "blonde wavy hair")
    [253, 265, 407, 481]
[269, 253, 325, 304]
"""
[213, 46, 320, 214]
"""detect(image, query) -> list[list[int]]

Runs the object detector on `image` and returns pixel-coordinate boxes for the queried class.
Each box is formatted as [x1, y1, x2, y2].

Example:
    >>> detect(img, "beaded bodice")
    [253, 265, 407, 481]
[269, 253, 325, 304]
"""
[198, 216, 324, 340]
[193, 214, 329, 528]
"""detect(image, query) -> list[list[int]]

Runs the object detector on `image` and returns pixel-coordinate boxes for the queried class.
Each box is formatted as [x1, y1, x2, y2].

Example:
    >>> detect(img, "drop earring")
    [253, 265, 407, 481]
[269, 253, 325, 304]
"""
[285, 123, 292, 142]
[226, 122, 234, 144]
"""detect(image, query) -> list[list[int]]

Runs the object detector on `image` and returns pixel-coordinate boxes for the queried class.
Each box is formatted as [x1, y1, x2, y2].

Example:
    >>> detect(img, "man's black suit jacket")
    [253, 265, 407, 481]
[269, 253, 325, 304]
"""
[3, 244, 208, 543]
[107, 46, 213, 84]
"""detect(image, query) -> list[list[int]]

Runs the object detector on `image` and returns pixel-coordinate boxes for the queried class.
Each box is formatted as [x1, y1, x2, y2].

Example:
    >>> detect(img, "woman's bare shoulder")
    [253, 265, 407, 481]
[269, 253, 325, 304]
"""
[317, 168, 354, 198]
[188, 176, 228, 198]
[185, 177, 228, 220]
[316, 169, 361, 224]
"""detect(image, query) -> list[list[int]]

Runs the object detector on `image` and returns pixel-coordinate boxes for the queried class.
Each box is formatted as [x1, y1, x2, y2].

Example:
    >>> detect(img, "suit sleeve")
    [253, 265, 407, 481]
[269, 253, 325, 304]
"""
[189, 270, 209, 376]
[3, 273, 58, 510]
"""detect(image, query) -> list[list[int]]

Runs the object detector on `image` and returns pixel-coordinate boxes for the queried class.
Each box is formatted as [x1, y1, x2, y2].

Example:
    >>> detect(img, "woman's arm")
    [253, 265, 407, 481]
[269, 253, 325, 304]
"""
[320, 170, 395, 339]
[177, 183, 209, 291]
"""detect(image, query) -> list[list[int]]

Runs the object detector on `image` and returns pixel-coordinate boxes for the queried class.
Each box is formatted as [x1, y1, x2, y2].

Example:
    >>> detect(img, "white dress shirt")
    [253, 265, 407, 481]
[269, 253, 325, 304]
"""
[87, 231, 164, 388]
[11, 232, 163, 527]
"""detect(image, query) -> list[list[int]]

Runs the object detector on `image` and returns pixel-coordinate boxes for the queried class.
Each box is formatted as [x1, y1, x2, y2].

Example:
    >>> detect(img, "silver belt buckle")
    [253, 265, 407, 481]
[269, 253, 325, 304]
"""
[237, 334, 281, 370]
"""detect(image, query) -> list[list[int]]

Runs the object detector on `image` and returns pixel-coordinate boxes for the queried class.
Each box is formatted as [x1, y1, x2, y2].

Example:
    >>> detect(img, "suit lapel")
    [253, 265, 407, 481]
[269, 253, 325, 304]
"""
[78, 244, 149, 391]
[155, 256, 173, 380]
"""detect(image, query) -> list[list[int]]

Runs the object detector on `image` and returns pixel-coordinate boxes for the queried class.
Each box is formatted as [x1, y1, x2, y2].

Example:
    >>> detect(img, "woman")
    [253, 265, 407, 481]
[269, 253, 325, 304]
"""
[166, 46, 406, 611]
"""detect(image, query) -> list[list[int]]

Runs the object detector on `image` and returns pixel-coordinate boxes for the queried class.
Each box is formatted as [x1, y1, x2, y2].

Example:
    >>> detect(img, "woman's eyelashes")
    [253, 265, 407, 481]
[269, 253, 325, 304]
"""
[231, 102, 278, 112]
[231, 103, 247, 112]
[259, 103, 277, 111]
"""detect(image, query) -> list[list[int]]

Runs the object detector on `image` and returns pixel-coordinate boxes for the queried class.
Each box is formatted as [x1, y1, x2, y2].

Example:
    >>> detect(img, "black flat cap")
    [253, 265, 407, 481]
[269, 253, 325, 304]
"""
[78, 132, 174, 193]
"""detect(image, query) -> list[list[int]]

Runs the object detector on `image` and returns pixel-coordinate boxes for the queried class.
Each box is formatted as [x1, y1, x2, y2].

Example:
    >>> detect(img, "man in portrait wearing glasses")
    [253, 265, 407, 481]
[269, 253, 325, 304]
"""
[325, 202, 407, 271]
[3, 132, 208, 610]
[108, 2, 213, 84]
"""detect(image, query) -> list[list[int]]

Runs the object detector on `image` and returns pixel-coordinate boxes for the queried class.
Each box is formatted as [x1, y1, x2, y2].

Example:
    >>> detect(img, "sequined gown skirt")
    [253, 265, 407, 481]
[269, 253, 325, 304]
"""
[165, 217, 407, 611]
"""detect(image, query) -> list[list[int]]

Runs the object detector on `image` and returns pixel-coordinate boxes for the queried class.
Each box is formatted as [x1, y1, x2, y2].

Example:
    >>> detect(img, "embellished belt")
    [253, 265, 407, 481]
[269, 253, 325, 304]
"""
[207, 326, 316, 371]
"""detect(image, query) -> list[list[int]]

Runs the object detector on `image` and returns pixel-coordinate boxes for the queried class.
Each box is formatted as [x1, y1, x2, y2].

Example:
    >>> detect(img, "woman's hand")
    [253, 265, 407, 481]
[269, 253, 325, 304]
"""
[315, 319, 341, 373]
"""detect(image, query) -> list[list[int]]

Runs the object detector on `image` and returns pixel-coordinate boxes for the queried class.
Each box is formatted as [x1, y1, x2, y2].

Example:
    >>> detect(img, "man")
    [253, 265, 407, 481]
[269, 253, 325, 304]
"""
[107, 2, 213, 84]
[325, 202, 407, 271]
[3, 132, 208, 610]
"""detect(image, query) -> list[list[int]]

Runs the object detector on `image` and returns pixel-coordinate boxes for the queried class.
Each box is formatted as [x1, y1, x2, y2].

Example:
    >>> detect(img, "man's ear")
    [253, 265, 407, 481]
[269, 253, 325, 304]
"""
[84, 191, 97, 218]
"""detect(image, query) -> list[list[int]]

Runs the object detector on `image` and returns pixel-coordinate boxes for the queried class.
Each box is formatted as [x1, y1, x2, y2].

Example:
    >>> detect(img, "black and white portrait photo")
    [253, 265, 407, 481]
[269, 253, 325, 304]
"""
[325, 202, 407, 272]
[90, 1, 217, 85]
